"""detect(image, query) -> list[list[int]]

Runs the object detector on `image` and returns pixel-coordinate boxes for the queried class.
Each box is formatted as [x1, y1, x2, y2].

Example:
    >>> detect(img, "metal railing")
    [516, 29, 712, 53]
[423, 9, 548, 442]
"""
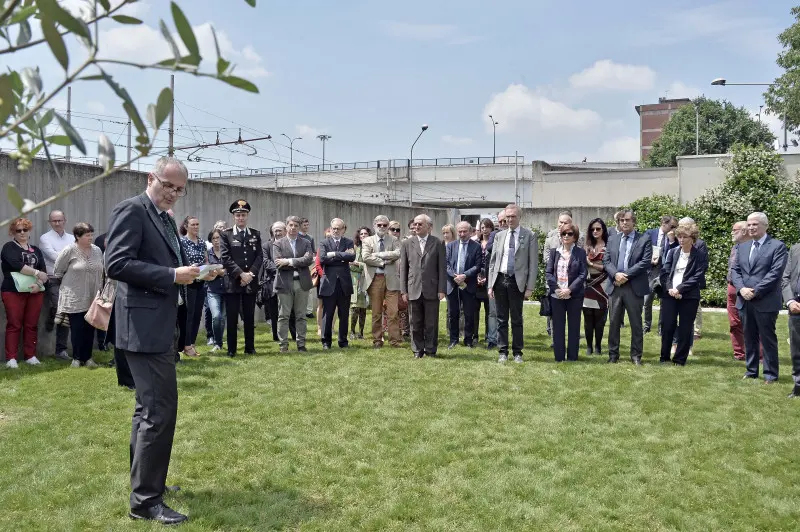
[190, 155, 525, 180]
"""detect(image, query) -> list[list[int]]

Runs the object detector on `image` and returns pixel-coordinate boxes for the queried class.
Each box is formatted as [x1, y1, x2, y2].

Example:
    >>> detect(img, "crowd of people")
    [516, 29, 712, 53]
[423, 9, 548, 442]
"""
[4, 156, 800, 524]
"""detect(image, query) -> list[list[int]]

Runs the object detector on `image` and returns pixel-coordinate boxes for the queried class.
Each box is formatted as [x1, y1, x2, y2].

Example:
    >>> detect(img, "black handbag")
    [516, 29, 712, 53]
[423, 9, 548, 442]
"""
[539, 296, 552, 317]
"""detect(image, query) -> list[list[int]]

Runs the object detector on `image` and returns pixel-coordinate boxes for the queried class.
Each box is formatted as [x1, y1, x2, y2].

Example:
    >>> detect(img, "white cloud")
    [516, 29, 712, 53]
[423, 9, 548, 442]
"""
[295, 124, 324, 139]
[441, 135, 474, 146]
[483, 83, 602, 133]
[593, 136, 640, 161]
[569, 60, 656, 91]
[666, 81, 703, 99]
[381, 21, 482, 45]
[99, 21, 269, 79]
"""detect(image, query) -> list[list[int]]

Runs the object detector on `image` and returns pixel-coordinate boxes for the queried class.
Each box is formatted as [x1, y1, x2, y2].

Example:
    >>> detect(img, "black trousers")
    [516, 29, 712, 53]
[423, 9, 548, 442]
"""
[409, 297, 440, 355]
[125, 350, 177, 510]
[741, 303, 779, 381]
[474, 298, 489, 343]
[551, 296, 582, 361]
[494, 273, 525, 357]
[225, 293, 257, 354]
[184, 283, 205, 347]
[68, 311, 95, 362]
[447, 288, 476, 345]
[659, 295, 699, 365]
[266, 296, 295, 341]
[114, 347, 135, 388]
[788, 314, 800, 383]
[582, 307, 607, 350]
[321, 283, 350, 347]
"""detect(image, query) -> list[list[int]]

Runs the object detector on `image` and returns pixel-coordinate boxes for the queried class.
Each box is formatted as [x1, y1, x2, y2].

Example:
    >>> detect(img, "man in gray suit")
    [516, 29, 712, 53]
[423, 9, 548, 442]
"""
[106, 157, 212, 525]
[362, 215, 402, 348]
[603, 209, 652, 365]
[399, 214, 446, 358]
[781, 232, 800, 397]
[733, 212, 787, 383]
[488, 204, 538, 363]
[273, 215, 315, 353]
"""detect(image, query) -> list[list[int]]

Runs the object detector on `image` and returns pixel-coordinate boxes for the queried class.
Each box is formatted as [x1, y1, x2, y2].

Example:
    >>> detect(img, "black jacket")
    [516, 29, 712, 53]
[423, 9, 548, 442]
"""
[659, 246, 707, 300]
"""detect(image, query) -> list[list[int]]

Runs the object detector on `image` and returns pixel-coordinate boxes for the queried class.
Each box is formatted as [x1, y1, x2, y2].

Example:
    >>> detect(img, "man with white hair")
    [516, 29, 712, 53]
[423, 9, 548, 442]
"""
[446, 221, 482, 348]
[728, 221, 750, 360]
[731, 212, 787, 383]
[399, 214, 447, 358]
[362, 215, 402, 348]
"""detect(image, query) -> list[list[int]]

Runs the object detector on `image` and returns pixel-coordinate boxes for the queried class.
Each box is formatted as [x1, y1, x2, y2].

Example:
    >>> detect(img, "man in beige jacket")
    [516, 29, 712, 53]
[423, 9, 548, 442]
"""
[362, 214, 402, 347]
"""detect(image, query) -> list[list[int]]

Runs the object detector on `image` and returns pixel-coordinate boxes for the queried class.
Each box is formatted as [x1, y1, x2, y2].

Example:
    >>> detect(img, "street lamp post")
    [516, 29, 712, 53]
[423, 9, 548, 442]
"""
[710, 77, 788, 152]
[488, 114, 498, 163]
[316, 134, 332, 169]
[409, 124, 429, 206]
[281, 133, 302, 170]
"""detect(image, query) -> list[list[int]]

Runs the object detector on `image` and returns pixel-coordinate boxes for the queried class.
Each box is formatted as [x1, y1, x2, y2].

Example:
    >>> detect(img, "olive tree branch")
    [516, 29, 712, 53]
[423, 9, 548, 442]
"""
[0, 0, 22, 27]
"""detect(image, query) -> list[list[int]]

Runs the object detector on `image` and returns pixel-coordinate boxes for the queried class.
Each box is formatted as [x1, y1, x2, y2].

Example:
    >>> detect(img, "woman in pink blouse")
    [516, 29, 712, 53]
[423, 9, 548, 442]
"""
[545, 223, 587, 362]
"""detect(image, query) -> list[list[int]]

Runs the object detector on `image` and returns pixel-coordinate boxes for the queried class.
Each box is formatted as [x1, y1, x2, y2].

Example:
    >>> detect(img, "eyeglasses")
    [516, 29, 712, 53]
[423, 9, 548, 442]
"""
[15, 228, 28, 233]
[561, 231, 575, 237]
[389, 227, 401, 232]
[592, 227, 602, 232]
[376, 223, 388, 228]
[151, 173, 187, 197]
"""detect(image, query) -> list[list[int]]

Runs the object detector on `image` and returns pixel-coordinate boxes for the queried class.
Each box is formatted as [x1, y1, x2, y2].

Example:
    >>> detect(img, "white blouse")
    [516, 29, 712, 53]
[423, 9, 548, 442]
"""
[671, 250, 691, 289]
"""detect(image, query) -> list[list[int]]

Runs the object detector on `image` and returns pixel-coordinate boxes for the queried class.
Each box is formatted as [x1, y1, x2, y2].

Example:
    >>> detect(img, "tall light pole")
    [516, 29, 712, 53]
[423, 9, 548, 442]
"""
[281, 133, 301, 170]
[695, 101, 700, 155]
[488, 114, 498, 163]
[409, 124, 429, 206]
[710, 77, 787, 152]
[316, 134, 332, 169]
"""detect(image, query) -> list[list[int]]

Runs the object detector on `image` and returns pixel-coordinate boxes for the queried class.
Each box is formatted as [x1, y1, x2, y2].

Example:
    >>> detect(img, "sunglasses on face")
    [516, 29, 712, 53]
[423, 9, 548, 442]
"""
[376, 223, 388, 228]
[561, 231, 575, 237]
[592, 227, 602, 232]
[390, 227, 400, 232]
[15, 228, 28, 233]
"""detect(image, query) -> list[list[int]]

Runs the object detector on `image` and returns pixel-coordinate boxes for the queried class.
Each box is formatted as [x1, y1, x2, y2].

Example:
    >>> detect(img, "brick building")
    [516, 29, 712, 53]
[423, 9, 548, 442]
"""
[635, 97, 691, 161]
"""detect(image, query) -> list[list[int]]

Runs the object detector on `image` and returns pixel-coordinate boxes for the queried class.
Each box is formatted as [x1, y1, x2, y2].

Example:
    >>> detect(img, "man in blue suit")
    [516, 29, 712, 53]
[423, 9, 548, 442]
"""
[731, 212, 788, 383]
[446, 221, 482, 348]
[643, 215, 678, 334]
[318, 218, 356, 350]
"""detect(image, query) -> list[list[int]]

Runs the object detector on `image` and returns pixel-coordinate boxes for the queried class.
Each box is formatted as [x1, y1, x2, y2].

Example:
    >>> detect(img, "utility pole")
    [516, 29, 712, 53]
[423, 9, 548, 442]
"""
[281, 133, 301, 170]
[127, 120, 132, 167]
[168, 74, 175, 156]
[695, 102, 700, 155]
[317, 134, 331, 169]
[514, 150, 519, 204]
[409, 124, 429, 206]
[65, 86, 72, 161]
[488, 114, 498, 163]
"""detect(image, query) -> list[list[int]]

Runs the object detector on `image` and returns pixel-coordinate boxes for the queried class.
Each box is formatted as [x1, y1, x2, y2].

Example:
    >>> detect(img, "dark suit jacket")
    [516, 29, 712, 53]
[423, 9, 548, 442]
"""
[220, 227, 263, 295]
[399, 234, 447, 300]
[445, 239, 481, 294]
[272, 235, 314, 293]
[603, 230, 653, 297]
[106, 193, 187, 354]
[781, 243, 800, 307]
[318, 236, 356, 297]
[545, 246, 587, 300]
[258, 238, 278, 301]
[645, 228, 679, 265]
[94, 233, 107, 254]
[659, 246, 707, 300]
[731, 236, 788, 312]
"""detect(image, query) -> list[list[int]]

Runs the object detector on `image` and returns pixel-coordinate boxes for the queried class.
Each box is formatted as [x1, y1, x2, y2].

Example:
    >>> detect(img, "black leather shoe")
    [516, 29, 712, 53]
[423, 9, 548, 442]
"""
[227, 351, 236, 358]
[244, 349, 257, 355]
[338, 344, 349, 349]
[586, 346, 593, 356]
[297, 346, 307, 352]
[465, 343, 474, 349]
[129, 503, 188, 525]
[487, 343, 497, 349]
[305, 312, 314, 319]
[788, 384, 800, 398]
[448, 342, 458, 349]
[607, 357, 619, 364]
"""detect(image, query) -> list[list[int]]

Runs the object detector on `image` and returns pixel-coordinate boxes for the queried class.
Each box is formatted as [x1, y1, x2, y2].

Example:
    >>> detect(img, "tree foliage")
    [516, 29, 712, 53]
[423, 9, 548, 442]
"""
[646, 97, 776, 167]
[0, 0, 259, 226]
[624, 146, 800, 306]
[765, 6, 800, 134]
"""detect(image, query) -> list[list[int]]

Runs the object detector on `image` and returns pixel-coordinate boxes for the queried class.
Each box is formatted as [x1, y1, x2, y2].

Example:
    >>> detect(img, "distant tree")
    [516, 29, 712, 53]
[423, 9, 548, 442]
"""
[646, 97, 776, 167]
[764, 6, 800, 135]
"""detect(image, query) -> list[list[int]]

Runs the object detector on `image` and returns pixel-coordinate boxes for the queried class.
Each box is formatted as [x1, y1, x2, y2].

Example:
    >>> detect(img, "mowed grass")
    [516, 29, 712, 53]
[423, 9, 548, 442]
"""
[1, 305, 800, 531]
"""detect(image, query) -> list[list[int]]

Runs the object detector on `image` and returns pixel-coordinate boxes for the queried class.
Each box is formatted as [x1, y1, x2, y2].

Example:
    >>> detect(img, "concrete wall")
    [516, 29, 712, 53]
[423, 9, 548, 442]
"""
[0, 155, 448, 357]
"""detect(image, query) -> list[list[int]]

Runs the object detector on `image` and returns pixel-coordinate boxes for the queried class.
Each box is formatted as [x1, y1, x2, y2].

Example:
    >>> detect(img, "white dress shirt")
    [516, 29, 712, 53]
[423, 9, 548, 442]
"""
[39, 229, 75, 275]
[671, 250, 690, 288]
[499, 228, 520, 275]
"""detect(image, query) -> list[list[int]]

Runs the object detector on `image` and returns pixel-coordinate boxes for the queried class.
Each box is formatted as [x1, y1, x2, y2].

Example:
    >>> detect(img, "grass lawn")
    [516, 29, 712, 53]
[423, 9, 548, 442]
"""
[1, 305, 800, 531]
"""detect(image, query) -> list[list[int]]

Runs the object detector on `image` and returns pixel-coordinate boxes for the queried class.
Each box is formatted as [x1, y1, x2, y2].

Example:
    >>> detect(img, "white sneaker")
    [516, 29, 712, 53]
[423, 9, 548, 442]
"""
[25, 356, 41, 365]
[85, 359, 99, 368]
[70, 359, 81, 368]
[211, 345, 221, 352]
[6, 359, 18, 369]
[207, 338, 215, 346]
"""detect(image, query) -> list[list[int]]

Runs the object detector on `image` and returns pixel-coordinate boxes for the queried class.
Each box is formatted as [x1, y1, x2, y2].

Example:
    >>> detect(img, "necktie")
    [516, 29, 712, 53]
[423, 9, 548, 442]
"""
[617, 235, 629, 272]
[507, 230, 516, 277]
[749, 241, 761, 266]
[457, 241, 466, 274]
[379, 238, 385, 253]
[420, 238, 426, 254]
[159, 211, 186, 304]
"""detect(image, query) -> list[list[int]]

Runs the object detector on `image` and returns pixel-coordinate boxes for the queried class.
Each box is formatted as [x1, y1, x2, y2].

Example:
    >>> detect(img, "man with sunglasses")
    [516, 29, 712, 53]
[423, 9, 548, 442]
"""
[643, 215, 679, 334]
[362, 215, 403, 348]
[106, 157, 212, 525]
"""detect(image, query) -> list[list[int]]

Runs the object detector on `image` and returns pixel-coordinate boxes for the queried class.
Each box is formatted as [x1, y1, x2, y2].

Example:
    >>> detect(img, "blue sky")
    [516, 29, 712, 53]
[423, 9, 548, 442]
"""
[6, 0, 799, 174]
